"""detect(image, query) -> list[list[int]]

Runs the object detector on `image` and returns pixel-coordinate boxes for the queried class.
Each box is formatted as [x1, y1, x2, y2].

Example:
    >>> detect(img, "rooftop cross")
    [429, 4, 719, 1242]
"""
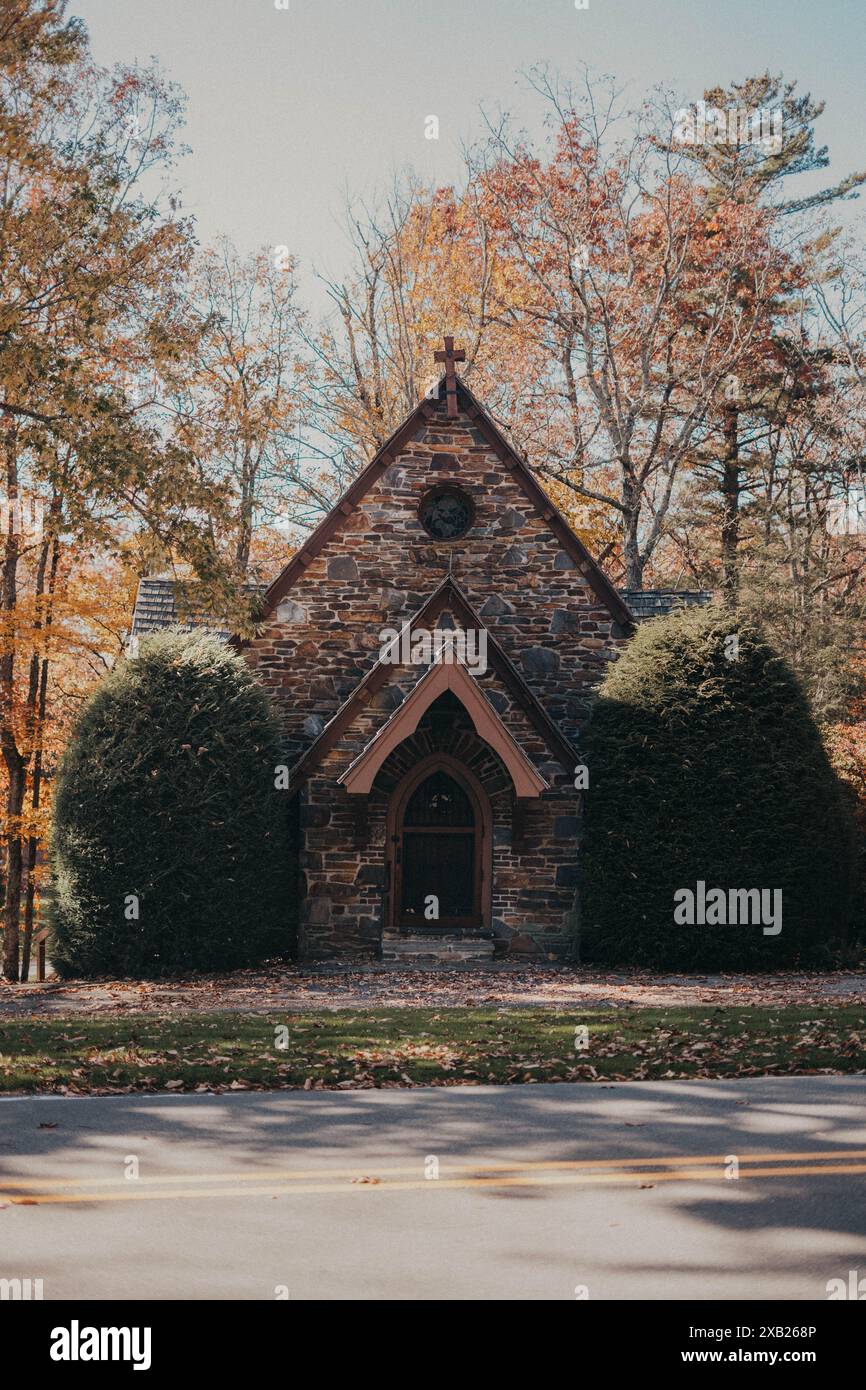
[434, 335, 466, 418]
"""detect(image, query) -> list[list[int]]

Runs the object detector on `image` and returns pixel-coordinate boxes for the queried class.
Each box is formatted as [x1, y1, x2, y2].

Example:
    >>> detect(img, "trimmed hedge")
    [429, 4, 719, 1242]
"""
[50, 629, 295, 977]
[579, 605, 854, 969]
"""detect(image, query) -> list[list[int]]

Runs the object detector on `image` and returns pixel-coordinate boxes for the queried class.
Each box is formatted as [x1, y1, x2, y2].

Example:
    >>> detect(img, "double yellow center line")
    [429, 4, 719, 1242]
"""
[3, 1148, 865, 1204]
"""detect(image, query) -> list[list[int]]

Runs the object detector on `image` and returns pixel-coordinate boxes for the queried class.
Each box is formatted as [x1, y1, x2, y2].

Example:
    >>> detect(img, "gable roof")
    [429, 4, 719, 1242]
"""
[258, 375, 635, 632]
[338, 659, 549, 798]
[287, 574, 578, 794]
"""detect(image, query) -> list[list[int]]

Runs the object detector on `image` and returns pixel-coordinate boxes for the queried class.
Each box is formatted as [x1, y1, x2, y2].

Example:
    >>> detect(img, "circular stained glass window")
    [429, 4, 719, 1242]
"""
[418, 486, 474, 540]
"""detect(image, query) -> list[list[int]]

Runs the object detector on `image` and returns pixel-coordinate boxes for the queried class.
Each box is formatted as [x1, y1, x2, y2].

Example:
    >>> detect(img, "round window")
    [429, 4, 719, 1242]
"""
[418, 486, 474, 540]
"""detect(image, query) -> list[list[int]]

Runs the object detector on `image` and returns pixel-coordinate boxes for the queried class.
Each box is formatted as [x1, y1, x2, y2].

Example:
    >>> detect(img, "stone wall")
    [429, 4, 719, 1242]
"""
[244, 398, 620, 958]
[298, 696, 580, 959]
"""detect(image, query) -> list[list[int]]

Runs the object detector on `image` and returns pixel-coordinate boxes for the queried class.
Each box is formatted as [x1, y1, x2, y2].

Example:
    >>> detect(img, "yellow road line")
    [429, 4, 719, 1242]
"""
[2, 1147, 866, 1189]
[4, 1161, 866, 1205]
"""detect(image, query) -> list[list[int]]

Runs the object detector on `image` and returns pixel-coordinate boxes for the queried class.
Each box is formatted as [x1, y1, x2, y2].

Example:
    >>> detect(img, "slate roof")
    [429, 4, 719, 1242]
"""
[130, 576, 264, 643]
[622, 589, 713, 621]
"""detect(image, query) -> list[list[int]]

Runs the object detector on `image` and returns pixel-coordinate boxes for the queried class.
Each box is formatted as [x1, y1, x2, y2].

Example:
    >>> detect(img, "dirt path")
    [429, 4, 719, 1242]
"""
[2, 964, 865, 1017]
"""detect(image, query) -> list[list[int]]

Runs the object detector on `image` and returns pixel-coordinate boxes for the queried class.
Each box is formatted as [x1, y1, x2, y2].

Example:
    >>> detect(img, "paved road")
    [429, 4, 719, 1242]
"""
[1, 1078, 865, 1300]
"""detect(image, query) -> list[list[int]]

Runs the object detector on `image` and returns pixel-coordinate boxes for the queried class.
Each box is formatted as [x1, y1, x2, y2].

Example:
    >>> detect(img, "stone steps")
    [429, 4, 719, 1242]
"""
[380, 935, 496, 966]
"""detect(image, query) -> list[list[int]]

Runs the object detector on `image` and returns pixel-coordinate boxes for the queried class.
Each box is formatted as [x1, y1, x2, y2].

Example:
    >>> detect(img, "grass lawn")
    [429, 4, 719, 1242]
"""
[1, 1006, 864, 1093]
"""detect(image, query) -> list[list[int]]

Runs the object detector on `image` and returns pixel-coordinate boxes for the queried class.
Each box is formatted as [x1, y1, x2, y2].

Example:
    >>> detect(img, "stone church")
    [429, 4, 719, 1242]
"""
[132, 340, 708, 962]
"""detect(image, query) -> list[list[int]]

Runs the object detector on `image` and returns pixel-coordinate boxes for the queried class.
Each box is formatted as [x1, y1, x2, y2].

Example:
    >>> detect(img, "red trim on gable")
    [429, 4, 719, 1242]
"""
[338, 660, 548, 798]
[286, 575, 579, 794]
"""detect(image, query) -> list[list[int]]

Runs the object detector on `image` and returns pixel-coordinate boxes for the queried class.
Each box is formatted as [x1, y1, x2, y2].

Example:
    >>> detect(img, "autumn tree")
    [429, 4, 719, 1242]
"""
[0, 1, 214, 980]
[162, 240, 317, 591]
[311, 173, 617, 554]
[470, 71, 788, 589]
[311, 179, 543, 442]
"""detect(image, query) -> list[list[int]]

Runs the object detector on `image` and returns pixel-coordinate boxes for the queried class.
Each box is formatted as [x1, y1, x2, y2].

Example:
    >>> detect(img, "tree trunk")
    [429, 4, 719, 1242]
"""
[622, 479, 644, 589]
[721, 402, 741, 604]
[21, 829, 37, 982]
[235, 444, 254, 574]
[1, 421, 24, 980]
[2, 760, 25, 980]
[20, 522, 60, 981]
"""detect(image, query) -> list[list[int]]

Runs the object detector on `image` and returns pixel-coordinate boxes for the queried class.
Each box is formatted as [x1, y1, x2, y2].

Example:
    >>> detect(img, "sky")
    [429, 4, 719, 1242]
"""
[71, 0, 866, 314]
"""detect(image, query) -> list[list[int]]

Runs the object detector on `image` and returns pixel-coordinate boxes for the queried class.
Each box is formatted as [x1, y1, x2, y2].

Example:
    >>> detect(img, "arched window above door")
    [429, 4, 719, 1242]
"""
[404, 771, 475, 828]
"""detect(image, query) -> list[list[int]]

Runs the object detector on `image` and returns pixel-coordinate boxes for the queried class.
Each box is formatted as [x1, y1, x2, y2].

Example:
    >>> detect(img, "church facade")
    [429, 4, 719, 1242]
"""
[240, 343, 636, 962]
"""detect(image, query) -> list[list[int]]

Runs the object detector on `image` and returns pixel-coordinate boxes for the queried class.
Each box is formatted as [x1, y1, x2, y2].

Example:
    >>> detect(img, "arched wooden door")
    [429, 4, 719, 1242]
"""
[387, 754, 492, 933]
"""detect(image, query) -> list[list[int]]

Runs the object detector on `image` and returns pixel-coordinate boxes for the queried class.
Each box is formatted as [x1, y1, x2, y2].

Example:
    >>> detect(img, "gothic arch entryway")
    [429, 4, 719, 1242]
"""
[386, 753, 492, 934]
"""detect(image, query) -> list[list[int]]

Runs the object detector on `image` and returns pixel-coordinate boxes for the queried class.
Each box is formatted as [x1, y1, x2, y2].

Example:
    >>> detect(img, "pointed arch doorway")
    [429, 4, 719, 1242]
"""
[386, 753, 492, 934]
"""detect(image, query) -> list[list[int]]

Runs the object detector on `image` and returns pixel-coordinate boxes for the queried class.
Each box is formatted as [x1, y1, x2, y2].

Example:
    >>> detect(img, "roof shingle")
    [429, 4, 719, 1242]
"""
[622, 589, 713, 621]
[130, 577, 264, 643]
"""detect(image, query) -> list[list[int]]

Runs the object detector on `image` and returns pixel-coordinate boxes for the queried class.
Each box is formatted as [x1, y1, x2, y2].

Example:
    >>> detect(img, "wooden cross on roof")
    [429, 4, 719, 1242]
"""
[434, 335, 466, 417]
